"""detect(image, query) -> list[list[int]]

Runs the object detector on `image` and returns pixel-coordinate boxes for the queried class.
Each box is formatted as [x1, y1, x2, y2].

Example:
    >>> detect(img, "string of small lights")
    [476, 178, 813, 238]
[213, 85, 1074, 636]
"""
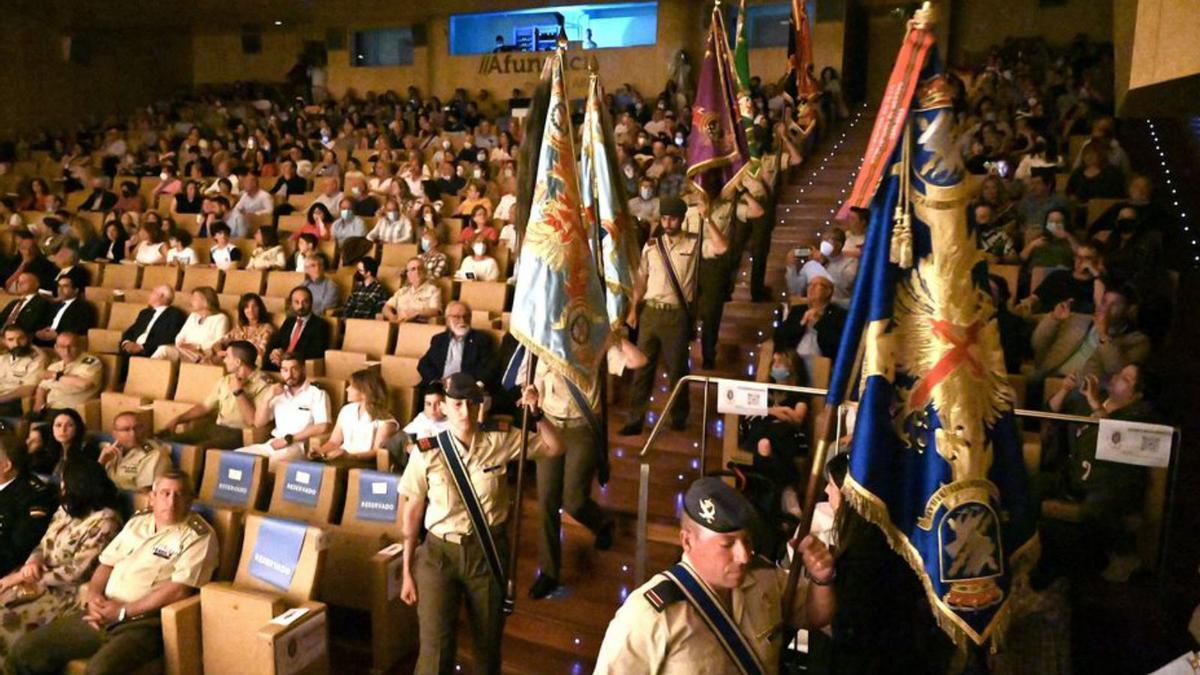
[1145, 120, 1196, 266]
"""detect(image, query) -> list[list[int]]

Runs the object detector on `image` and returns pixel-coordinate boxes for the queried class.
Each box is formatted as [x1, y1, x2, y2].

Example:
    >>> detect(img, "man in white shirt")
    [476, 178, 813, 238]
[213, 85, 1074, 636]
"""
[204, 160, 240, 195]
[816, 227, 859, 309]
[311, 176, 343, 215]
[241, 353, 331, 470]
[228, 174, 273, 239]
[627, 176, 661, 227]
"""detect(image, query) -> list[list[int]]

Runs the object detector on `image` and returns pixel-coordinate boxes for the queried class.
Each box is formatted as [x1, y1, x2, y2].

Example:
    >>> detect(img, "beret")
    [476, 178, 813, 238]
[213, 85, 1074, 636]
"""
[684, 477, 757, 533]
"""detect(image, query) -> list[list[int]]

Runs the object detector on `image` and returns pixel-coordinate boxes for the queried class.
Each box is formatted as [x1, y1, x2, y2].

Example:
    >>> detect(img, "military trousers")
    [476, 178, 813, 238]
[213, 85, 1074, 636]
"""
[414, 528, 509, 675]
[6, 611, 162, 675]
[536, 418, 606, 578]
[729, 211, 774, 298]
[626, 304, 690, 427]
[698, 252, 734, 364]
[166, 421, 245, 450]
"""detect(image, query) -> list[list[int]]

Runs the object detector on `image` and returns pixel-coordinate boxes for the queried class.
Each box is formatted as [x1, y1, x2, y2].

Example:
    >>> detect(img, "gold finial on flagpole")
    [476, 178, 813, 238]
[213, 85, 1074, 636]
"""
[911, 2, 938, 31]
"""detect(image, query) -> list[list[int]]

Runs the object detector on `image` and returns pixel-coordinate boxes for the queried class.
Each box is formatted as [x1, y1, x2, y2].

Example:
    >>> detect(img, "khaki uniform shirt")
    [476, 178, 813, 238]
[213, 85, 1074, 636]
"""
[385, 283, 442, 316]
[399, 424, 550, 538]
[642, 205, 731, 306]
[204, 371, 274, 429]
[533, 362, 592, 422]
[102, 440, 173, 491]
[98, 512, 219, 605]
[0, 351, 47, 395]
[38, 354, 103, 408]
[594, 556, 810, 675]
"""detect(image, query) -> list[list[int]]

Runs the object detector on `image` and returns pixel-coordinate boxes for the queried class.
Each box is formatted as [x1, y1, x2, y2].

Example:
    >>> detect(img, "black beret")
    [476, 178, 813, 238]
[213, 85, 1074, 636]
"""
[443, 372, 484, 402]
[684, 477, 757, 533]
[660, 196, 687, 219]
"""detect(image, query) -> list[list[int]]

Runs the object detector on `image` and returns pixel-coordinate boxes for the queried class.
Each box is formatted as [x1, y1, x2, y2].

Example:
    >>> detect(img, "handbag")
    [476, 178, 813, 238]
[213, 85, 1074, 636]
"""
[0, 581, 45, 608]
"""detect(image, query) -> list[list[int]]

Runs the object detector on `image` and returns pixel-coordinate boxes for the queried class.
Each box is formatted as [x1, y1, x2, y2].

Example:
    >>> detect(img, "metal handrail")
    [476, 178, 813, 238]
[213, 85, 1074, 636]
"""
[631, 373, 1181, 586]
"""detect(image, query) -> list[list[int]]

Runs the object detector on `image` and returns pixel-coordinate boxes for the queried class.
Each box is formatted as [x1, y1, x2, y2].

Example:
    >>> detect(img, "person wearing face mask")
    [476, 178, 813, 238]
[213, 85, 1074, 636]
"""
[418, 228, 449, 278]
[431, 161, 465, 200]
[340, 256, 391, 320]
[366, 198, 414, 244]
[331, 196, 367, 245]
[737, 351, 810, 526]
[416, 302, 498, 391]
[594, 477, 834, 674]
[1018, 242, 1104, 316]
[460, 204, 499, 247]
[0, 326, 47, 417]
[455, 182, 493, 222]
[456, 236, 500, 282]
[620, 195, 728, 435]
[811, 228, 857, 309]
[627, 177, 661, 231]
[1020, 207, 1074, 270]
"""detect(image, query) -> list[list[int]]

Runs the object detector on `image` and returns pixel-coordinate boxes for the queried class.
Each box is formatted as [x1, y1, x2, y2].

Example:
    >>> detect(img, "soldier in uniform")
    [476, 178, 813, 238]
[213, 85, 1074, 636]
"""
[594, 477, 835, 674]
[0, 440, 56, 576]
[0, 326, 47, 417]
[399, 372, 565, 675]
[29, 332, 102, 420]
[6, 470, 218, 675]
[158, 340, 274, 450]
[620, 196, 728, 435]
[98, 411, 172, 492]
[528, 359, 615, 600]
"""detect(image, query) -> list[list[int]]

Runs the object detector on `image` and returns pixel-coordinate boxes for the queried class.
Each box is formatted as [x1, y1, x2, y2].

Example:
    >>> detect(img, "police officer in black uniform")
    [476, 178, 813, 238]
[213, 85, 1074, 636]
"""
[0, 438, 57, 575]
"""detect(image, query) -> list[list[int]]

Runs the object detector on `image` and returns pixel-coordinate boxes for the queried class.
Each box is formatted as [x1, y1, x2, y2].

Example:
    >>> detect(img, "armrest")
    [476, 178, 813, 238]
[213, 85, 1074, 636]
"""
[79, 399, 101, 430]
[243, 425, 273, 445]
[376, 448, 391, 472]
[255, 601, 330, 674]
[161, 594, 203, 675]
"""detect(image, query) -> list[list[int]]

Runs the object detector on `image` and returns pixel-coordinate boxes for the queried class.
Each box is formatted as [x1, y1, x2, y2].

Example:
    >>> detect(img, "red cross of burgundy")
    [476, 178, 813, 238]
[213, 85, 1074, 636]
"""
[908, 318, 984, 411]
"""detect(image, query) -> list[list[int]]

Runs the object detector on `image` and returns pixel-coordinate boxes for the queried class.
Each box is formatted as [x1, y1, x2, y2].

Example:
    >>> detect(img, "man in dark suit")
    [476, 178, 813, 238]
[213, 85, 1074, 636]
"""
[771, 275, 847, 382]
[0, 273, 53, 336]
[52, 246, 90, 293]
[417, 301, 497, 390]
[266, 286, 331, 371]
[119, 285, 187, 358]
[79, 176, 118, 212]
[0, 440, 56, 576]
[35, 275, 96, 347]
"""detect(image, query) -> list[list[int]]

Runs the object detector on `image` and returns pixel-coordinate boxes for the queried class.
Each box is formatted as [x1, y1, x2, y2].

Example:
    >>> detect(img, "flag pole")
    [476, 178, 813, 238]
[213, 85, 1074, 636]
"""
[504, 350, 539, 615]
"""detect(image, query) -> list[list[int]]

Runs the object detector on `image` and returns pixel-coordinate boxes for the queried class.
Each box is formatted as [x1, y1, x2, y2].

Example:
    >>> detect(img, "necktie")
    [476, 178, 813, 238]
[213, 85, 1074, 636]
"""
[287, 317, 305, 352]
[5, 298, 26, 327]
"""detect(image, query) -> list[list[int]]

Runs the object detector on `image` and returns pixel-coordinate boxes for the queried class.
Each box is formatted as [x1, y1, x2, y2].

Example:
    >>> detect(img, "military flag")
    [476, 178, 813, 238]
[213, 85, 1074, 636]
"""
[513, 57, 554, 253]
[580, 72, 640, 333]
[687, 5, 750, 200]
[825, 4, 1039, 647]
[791, 0, 821, 97]
[509, 51, 610, 395]
[732, 0, 761, 171]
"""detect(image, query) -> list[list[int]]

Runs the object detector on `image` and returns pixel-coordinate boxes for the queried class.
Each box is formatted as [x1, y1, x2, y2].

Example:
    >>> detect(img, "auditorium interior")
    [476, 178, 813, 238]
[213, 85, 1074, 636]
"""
[0, 0, 1196, 673]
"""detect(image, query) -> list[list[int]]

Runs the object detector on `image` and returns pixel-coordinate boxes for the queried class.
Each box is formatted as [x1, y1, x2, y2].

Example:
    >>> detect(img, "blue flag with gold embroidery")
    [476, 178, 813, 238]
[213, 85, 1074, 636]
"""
[510, 50, 610, 395]
[827, 10, 1038, 648]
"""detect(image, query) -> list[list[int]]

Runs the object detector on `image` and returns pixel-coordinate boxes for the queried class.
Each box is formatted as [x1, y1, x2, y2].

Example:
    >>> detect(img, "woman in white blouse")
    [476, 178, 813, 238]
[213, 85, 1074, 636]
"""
[456, 235, 500, 282]
[125, 223, 167, 265]
[311, 369, 397, 463]
[151, 286, 230, 363]
[245, 226, 287, 270]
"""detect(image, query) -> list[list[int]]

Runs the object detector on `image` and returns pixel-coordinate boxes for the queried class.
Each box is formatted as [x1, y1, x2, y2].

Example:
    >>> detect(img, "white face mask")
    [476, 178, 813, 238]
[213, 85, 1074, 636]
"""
[472, 168, 482, 179]
[455, 166, 464, 177]
[388, 211, 400, 220]
[639, 187, 654, 200]
[442, 141, 452, 150]
[472, 242, 486, 256]
[423, 212, 433, 222]
[351, 186, 361, 196]
[1046, 220, 1063, 234]
[819, 240, 835, 257]
[341, 209, 353, 220]
[159, 172, 169, 181]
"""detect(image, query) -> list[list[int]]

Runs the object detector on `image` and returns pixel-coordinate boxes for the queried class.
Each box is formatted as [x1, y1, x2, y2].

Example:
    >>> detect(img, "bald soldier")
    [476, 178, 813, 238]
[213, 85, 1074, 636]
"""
[6, 470, 218, 675]
[29, 332, 102, 420]
[98, 412, 173, 492]
[594, 477, 835, 674]
[400, 373, 565, 675]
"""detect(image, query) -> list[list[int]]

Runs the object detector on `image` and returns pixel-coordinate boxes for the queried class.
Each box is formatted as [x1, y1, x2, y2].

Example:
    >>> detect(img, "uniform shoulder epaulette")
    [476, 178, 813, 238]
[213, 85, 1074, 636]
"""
[481, 419, 511, 433]
[186, 513, 212, 535]
[416, 436, 438, 452]
[644, 577, 685, 613]
[133, 507, 153, 517]
[82, 355, 98, 365]
[26, 476, 48, 491]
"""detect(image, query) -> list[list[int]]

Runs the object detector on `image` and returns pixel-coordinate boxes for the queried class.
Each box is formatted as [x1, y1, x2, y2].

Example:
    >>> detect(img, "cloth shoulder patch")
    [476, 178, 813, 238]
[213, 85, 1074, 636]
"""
[644, 577, 685, 613]
[481, 419, 511, 433]
[416, 437, 438, 452]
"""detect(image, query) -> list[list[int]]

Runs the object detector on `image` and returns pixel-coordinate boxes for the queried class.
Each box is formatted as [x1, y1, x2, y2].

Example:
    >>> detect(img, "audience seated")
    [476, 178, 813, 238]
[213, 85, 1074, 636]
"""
[211, 293, 275, 365]
[0, 327, 47, 417]
[265, 286, 331, 369]
[418, 228, 450, 278]
[6, 470, 217, 675]
[342, 256, 390, 319]
[151, 287, 228, 363]
[245, 226, 286, 270]
[416, 301, 496, 390]
[207, 222, 242, 270]
[229, 174, 273, 238]
[0, 440, 58, 577]
[30, 333, 102, 421]
[0, 458, 120, 659]
[239, 353, 331, 470]
[161, 340, 273, 449]
[456, 237, 500, 282]
[382, 257, 442, 323]
[98, 411, 172, 492]
[773, 275, 846, 383]
[1031, 282, 1148, 380]
[0, 273, 53, 336]
[119, 286, 187, 360]
[3, 233, 58, 293]
[312, 369, 398, 465]
[302, 253, 340, 315]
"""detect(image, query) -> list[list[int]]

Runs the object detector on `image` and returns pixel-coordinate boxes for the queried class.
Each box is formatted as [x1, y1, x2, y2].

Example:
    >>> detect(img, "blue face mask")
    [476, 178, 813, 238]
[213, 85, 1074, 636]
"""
[770, 366, 790, 382]
[341, 209, 353, 220]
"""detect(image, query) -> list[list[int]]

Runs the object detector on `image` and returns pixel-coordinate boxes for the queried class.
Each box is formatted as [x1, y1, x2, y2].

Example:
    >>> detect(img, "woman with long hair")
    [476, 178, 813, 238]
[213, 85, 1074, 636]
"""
[39, 409, 101, 480]
[0, 459, 122, 658]
[211, 293, 275, 364]
[311, 369, 397, 463]
[153, 287, 229, 363]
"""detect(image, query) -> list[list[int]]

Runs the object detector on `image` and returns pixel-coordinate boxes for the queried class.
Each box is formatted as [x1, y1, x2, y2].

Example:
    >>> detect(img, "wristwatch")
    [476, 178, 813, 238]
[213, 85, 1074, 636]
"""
[232, 388, 244, 397]
[284, 434, 295, 445]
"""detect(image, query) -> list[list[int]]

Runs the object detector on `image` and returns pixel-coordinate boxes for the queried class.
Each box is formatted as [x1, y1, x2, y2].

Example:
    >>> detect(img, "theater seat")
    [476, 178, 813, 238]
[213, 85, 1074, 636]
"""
[173, 514, 332, 675]
[100, 357, 177, 432]
[267, 460, 344, 524]
[318, 470, 416, 672]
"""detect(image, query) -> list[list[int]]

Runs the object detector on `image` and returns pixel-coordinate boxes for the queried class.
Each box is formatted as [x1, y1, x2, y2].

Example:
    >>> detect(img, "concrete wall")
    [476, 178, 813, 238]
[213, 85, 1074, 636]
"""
[0, 16, 194, 136]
